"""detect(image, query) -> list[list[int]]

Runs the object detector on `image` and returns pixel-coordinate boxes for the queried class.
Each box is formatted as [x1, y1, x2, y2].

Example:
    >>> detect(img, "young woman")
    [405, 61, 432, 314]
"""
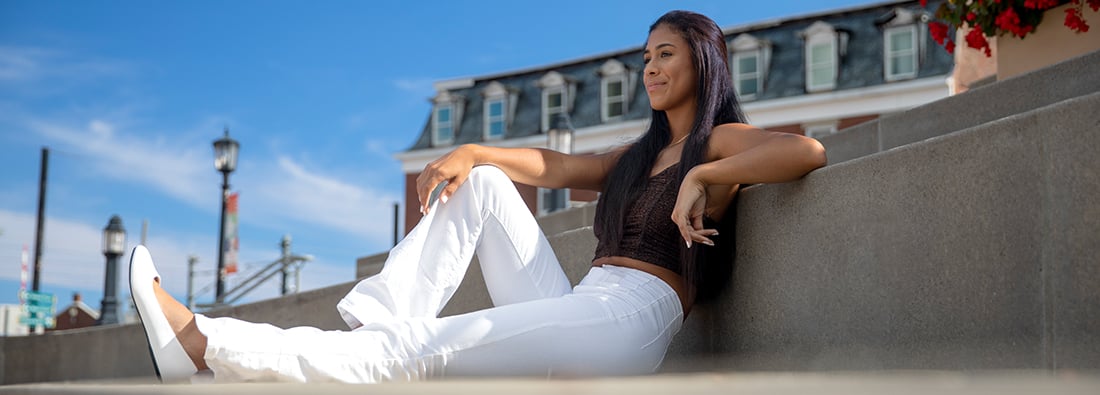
[130, 10, 826, 383]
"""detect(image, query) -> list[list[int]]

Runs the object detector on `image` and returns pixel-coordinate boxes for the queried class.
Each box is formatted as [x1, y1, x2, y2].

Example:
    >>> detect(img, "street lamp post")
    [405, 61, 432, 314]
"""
[212, 128, 239, 303]
[98, 215, 125, 325]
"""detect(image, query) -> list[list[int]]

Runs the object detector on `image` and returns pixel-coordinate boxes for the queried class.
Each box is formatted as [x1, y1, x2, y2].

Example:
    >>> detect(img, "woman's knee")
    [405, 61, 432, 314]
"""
[466, 165, 511, 191]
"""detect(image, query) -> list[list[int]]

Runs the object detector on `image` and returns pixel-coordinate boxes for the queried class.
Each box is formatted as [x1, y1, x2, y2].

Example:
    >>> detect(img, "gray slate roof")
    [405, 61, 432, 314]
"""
[407, 0, 952, 151]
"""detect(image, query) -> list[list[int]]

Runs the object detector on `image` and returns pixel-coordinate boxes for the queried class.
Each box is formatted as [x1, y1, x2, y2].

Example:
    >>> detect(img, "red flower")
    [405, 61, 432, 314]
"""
[1065, 7, 1091, 32]
[1024, 0, 1060, 9]
[945, 40, 956, 54]
[928, 0, 1094, 57]
[929, 21, 949, 44]
[995, 6, 1030, 38]
[965, 28, 992, 57]
[920, 0, 928, 7]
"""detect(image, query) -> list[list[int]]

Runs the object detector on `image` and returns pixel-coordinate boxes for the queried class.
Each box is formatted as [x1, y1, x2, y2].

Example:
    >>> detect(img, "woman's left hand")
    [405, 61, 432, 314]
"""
[671, 171, 717, 248]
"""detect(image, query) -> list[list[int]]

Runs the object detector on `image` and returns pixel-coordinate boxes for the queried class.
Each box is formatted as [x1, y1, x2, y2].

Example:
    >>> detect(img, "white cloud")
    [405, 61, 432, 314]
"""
[0, 209, 203, 308]
[0, 45, 134, 88]
[245, 156, 400, 246]
[392, 78, 435, 95]
[27, 118, 211, 207]
[20, 113, 399, 254]
[0, 46, 48, 82]
[0, 209, 356, 312]
[0, 210, 105, 293]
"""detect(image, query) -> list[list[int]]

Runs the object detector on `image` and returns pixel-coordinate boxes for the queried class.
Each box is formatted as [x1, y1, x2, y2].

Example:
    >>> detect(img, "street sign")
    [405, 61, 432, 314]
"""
[19, 315, 55, 327]
[24, 304, 54, 315]
[20, 290, 56, 329]
[22, 291, 54, 305]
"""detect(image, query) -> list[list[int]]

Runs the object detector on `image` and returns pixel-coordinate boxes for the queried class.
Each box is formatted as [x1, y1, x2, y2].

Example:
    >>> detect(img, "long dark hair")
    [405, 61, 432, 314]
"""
[594, 10, 747, 301]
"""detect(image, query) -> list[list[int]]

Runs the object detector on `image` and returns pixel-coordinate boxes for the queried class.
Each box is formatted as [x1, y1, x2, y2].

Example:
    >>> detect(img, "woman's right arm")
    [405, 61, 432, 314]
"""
[416, 144, 625, 215]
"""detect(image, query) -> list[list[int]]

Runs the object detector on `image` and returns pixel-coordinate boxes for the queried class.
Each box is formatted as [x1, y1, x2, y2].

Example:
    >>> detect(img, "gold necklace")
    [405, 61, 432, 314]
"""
[668, 134, 689, 147]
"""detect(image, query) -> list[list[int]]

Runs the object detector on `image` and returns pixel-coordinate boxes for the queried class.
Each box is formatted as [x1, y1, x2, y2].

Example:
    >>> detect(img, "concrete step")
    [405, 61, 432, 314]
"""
[4, 371, 1100, 394]
[821, 49, 1100, 165]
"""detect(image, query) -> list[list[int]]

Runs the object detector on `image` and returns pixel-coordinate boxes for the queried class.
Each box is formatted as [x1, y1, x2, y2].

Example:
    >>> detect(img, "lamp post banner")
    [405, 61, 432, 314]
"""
[20, 244, 27, 301]
[224, 192, 239, 275]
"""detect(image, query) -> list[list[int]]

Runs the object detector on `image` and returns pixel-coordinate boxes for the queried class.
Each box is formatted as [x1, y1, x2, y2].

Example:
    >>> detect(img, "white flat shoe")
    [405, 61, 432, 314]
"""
[129, 245, 198, 382]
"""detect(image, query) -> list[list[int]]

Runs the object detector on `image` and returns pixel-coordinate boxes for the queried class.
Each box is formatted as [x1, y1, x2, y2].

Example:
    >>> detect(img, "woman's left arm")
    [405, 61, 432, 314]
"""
[672, 123, 827, 247]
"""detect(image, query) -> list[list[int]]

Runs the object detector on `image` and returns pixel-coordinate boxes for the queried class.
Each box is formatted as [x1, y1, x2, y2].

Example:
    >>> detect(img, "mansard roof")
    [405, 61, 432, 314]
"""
[407, 0, 951, 151]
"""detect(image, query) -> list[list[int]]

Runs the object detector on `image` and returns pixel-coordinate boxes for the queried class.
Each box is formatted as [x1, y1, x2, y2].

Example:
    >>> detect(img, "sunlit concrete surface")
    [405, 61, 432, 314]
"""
[2, 371, 1100, 395]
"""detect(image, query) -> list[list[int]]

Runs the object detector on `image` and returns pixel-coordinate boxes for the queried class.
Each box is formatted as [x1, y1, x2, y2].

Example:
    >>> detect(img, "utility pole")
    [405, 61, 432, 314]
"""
[32, 147, 48, 292]
[393, 202, 399, 246]
[187, 255, 197, 311]
[280, 235, 291, 296]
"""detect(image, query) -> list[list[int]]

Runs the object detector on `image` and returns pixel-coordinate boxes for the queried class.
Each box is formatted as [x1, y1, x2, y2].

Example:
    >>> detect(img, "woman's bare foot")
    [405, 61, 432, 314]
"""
[152, 279, 209, 371]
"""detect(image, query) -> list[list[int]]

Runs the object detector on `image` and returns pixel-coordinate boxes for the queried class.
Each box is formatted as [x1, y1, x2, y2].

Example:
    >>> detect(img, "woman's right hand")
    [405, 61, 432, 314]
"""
[416, 144, 478, 215]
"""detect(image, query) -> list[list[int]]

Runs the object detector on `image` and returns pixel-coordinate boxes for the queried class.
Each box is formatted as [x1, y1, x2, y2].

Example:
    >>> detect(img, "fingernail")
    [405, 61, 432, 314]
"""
[686, 240, 692, 248]
[712, 232, 719, 236]
[704, 241, 715, 246]
[441, 195, 449, 204]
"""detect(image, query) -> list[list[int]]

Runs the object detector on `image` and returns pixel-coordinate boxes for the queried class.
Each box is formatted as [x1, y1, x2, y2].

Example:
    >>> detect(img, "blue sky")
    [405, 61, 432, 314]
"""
[0, 0, 879, 315]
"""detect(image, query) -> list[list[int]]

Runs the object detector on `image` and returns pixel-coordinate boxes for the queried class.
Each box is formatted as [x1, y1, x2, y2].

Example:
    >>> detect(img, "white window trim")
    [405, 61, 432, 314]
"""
[601, 76, 628, 121]
[732, 50, 763, 100]
[801, 21, 845, 93]
[537, 71, 576, 132]
[542, 87, 566, 132]
[730, 34, 772, 100]
[884, 25, 919, 82]
[430, 90, 464, 147]
[481, 81, 518, 141]
[483, 97, 506, 140]
[806, 37, 838, 92]
[598, 59, 633, 122]
[432, 103, 455, 146]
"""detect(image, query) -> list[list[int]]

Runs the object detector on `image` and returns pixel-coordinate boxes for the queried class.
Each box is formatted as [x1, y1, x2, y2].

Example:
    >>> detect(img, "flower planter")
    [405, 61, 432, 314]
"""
[997, 2, 1100, 80]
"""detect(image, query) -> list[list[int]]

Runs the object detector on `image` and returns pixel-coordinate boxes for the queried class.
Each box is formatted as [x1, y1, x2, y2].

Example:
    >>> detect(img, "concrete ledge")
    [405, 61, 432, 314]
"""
[4, 371, 1100, 395]
[537, 202, 597, 238]
[819, 119, 879, 165]
[822, 49, 1099, 165]
[672, 92, 1100, 371]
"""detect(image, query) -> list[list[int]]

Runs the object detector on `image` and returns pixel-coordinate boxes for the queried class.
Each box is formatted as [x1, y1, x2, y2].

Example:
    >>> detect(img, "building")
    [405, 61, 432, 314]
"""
[394, 0, 954, 234]
[47, 293, 99, 332]
[0, 304, 30, 336]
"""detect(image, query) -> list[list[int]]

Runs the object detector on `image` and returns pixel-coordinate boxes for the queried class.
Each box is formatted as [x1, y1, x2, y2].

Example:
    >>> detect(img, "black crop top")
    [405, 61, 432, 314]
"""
[593, 163, 683, 273]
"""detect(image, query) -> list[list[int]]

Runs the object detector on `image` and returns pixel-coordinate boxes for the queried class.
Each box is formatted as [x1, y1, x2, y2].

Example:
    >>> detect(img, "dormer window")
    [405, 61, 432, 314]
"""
[885, 25, 918, 81]
[537, 71, 576, 132]
[730, 34, 772, 100]
[598, 59, 633, 121]
[880, 8, 924, 82]
[801, 21, 847, 92]
[433, 105, 454, 145]
[485, 99, 505, 139]
[430, 89, 465, 147]
[481, 81, 517, 141]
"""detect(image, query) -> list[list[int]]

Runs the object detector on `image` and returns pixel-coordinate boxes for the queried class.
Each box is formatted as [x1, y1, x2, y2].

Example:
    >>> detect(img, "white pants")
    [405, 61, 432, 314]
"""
[193, 166, 684, 383]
